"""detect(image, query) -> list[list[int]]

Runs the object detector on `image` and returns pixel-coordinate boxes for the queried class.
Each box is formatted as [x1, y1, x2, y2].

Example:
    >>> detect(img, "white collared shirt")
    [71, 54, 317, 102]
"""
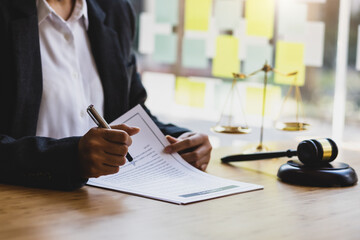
[36, 0, 104, 139]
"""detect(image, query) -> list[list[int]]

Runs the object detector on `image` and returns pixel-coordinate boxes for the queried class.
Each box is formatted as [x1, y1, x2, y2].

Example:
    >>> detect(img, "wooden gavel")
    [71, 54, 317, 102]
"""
[221, 138, 338, 166]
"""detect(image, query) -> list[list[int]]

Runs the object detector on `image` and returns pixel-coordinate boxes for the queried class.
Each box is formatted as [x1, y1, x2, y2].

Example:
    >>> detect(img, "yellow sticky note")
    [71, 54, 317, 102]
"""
[175, 77, 206, 108]
[212, 35, 240, 78]
[245, 0, 275, 39]
[245, 85, 281, 117]
[275, 41, 306, 86]
[185, 0, 212, 31]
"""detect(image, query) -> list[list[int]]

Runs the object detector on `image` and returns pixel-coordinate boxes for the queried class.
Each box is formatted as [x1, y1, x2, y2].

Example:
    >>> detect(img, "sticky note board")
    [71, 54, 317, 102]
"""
[245, 84, 281, 118]
[296, 0, 326, 3]
[275, 41, 306, 86]
[153, 34, 177, 64]
[175, 77, 206, 108]
[233, 19, 247, 60]
[244, 44, 273, 75]
[185, 0, 212, 31]
[206, 17, 220, 59]
[278, 1, 308, 40]
[245, 0, 275, 39]
[182, 37, 208, 69]
[214, 0, 242, 30]
[139, 12, 155, 54]
[212, 35, 241, 78]
[305, 21, 325, 67]
[357, 25, 360, 71]
[155, 0, 179, 25]
[142, 72, 176, 113]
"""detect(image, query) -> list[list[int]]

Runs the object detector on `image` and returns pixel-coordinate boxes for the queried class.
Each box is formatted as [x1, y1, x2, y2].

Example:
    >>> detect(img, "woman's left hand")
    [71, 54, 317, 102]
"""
[164, 132, 212, 171]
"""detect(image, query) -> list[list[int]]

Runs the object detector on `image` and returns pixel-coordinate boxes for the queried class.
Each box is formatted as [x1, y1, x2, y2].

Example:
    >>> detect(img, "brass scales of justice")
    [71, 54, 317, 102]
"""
[211, 61, 310, 152]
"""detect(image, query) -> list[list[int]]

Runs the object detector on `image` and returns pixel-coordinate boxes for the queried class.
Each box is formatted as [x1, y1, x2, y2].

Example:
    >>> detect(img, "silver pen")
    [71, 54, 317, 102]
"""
[87, 104, 134, 164]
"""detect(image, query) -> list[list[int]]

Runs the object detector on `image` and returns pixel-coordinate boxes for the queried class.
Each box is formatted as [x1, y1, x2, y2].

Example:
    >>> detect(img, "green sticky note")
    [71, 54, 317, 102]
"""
[214, 0, 242, 30]
[155, 0, 179, 25]
[245, 0, 275, 39]
[275, 41, 305, 86]
[153, 34, 177, 64]
[185, 0, 212, 31]
[244, 44, 273, 75]
[212, 35, 240, 79]
[182, 38, 208, 69]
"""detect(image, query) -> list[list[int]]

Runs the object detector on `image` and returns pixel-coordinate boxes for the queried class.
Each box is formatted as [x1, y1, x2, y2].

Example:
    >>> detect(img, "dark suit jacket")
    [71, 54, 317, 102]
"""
[0, 0, 189, 190]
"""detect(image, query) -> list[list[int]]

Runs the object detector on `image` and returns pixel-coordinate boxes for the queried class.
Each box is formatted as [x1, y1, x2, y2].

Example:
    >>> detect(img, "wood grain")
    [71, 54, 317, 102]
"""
[1, 143, 359, 240]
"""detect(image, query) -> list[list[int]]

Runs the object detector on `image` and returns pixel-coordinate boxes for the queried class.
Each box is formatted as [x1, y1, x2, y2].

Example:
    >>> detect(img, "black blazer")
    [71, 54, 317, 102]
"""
[0, 0, 188, 190]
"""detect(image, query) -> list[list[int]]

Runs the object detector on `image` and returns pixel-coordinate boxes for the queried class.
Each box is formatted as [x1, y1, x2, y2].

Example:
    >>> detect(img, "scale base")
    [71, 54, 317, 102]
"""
[211, 125, 251, 134]
[277, 160, 358, 187]
[275, 122, 310, 131]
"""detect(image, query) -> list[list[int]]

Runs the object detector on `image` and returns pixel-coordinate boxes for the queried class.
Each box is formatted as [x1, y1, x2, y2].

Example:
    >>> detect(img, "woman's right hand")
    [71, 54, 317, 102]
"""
[78, 124, 140, 178]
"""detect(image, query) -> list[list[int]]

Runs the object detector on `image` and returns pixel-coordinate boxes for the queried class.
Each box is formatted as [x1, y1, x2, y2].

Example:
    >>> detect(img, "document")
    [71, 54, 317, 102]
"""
[87, 105, 263, 204]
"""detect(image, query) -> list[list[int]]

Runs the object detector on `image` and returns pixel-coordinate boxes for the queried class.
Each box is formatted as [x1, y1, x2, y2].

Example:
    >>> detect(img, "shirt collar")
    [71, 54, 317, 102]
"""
[36, 0, 89, 29]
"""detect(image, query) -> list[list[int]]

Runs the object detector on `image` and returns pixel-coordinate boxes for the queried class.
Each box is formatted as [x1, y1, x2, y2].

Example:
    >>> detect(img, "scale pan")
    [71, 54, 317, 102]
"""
[211, 125, 251, 134]
[275, 122, 310, 131]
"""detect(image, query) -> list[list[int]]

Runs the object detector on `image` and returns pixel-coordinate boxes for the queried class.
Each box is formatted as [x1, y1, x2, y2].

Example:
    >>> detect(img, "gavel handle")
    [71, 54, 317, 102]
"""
[221, 149, 297, 163]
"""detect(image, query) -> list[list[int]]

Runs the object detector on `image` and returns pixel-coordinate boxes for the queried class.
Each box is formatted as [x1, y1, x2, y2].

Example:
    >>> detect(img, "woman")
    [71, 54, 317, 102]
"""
[0, 0, 212, 190]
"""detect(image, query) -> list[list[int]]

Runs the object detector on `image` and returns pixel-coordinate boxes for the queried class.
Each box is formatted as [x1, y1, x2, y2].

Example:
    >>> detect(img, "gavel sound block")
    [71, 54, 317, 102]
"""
[221, 139, 358, 187]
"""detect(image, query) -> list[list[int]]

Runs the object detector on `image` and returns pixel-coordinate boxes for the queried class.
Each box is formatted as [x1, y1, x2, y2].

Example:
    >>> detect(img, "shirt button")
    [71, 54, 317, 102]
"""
[80, 110, 86, 118]
[64, 34, 71, 42]
[72, 72, 79, 79]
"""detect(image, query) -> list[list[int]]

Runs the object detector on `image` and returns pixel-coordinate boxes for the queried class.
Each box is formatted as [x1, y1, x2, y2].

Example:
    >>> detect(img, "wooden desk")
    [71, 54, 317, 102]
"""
[1, 144, 359, 240]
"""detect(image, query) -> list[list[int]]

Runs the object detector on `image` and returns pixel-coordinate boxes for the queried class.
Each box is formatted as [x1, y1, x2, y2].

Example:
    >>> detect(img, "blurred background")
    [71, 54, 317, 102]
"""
[128, 0, 360, 150]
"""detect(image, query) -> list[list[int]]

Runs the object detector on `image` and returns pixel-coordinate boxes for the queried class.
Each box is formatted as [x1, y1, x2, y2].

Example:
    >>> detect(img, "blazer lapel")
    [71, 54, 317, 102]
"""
[86, 0, 130, 123]
[11, 0, 42, 137]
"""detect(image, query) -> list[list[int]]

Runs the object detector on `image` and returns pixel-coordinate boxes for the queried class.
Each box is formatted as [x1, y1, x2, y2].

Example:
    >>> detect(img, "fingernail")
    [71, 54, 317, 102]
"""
[164, 146, 172, 154]
[201, 164, 208, 171]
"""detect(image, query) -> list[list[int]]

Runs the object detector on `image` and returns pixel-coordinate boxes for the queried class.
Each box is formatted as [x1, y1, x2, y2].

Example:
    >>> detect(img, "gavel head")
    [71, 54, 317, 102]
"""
[297, 138, 338, 166]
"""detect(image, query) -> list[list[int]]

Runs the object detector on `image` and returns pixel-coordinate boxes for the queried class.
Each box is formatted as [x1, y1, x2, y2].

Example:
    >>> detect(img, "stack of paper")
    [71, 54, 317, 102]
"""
[88, 105, 263, 204]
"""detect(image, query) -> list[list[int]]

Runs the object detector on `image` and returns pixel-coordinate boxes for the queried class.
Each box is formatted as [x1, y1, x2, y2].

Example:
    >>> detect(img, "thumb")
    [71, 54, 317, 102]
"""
[111, 124, 140, 136]
[166, 135, 179, 144]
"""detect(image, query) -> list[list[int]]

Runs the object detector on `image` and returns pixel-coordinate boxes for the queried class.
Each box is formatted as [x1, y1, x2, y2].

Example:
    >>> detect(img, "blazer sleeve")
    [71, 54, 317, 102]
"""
[0, 135, 87, 190]
[125, 1, 190, 137]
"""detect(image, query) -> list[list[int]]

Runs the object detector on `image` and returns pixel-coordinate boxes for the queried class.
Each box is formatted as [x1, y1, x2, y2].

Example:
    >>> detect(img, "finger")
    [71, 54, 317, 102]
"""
[165, 135, 204, 153]
[102, 129, 132, 146]
[111, 124, 140, 136]
[186, 155, 210, 170]
[103, 154, 127, 167]
[101, 164, 120, 176]
[166, 135, 179, 144]
[180, 144, 210, 163]
[102, 141, 129, 156]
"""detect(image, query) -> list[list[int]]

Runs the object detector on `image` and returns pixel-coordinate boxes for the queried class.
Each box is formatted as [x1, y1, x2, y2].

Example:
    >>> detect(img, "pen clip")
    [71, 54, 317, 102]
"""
[87, 105, 101, 127]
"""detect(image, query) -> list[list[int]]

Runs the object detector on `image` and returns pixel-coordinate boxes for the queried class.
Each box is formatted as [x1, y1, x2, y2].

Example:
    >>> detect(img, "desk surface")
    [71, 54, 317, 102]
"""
[1, 143, 359, 240]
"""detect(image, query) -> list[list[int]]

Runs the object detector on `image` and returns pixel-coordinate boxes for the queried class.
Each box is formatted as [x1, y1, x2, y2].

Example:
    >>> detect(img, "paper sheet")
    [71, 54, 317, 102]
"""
[185, 0, 212, 31]
[278, 1, 308, 41]
[304, 21, 325, 67]
[245, 0, 274, 39]
[87, 105, 263, 204]
[212, 35, 240, 78]
[214, 0, 242, 30]
[141, 72, 176, 114]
